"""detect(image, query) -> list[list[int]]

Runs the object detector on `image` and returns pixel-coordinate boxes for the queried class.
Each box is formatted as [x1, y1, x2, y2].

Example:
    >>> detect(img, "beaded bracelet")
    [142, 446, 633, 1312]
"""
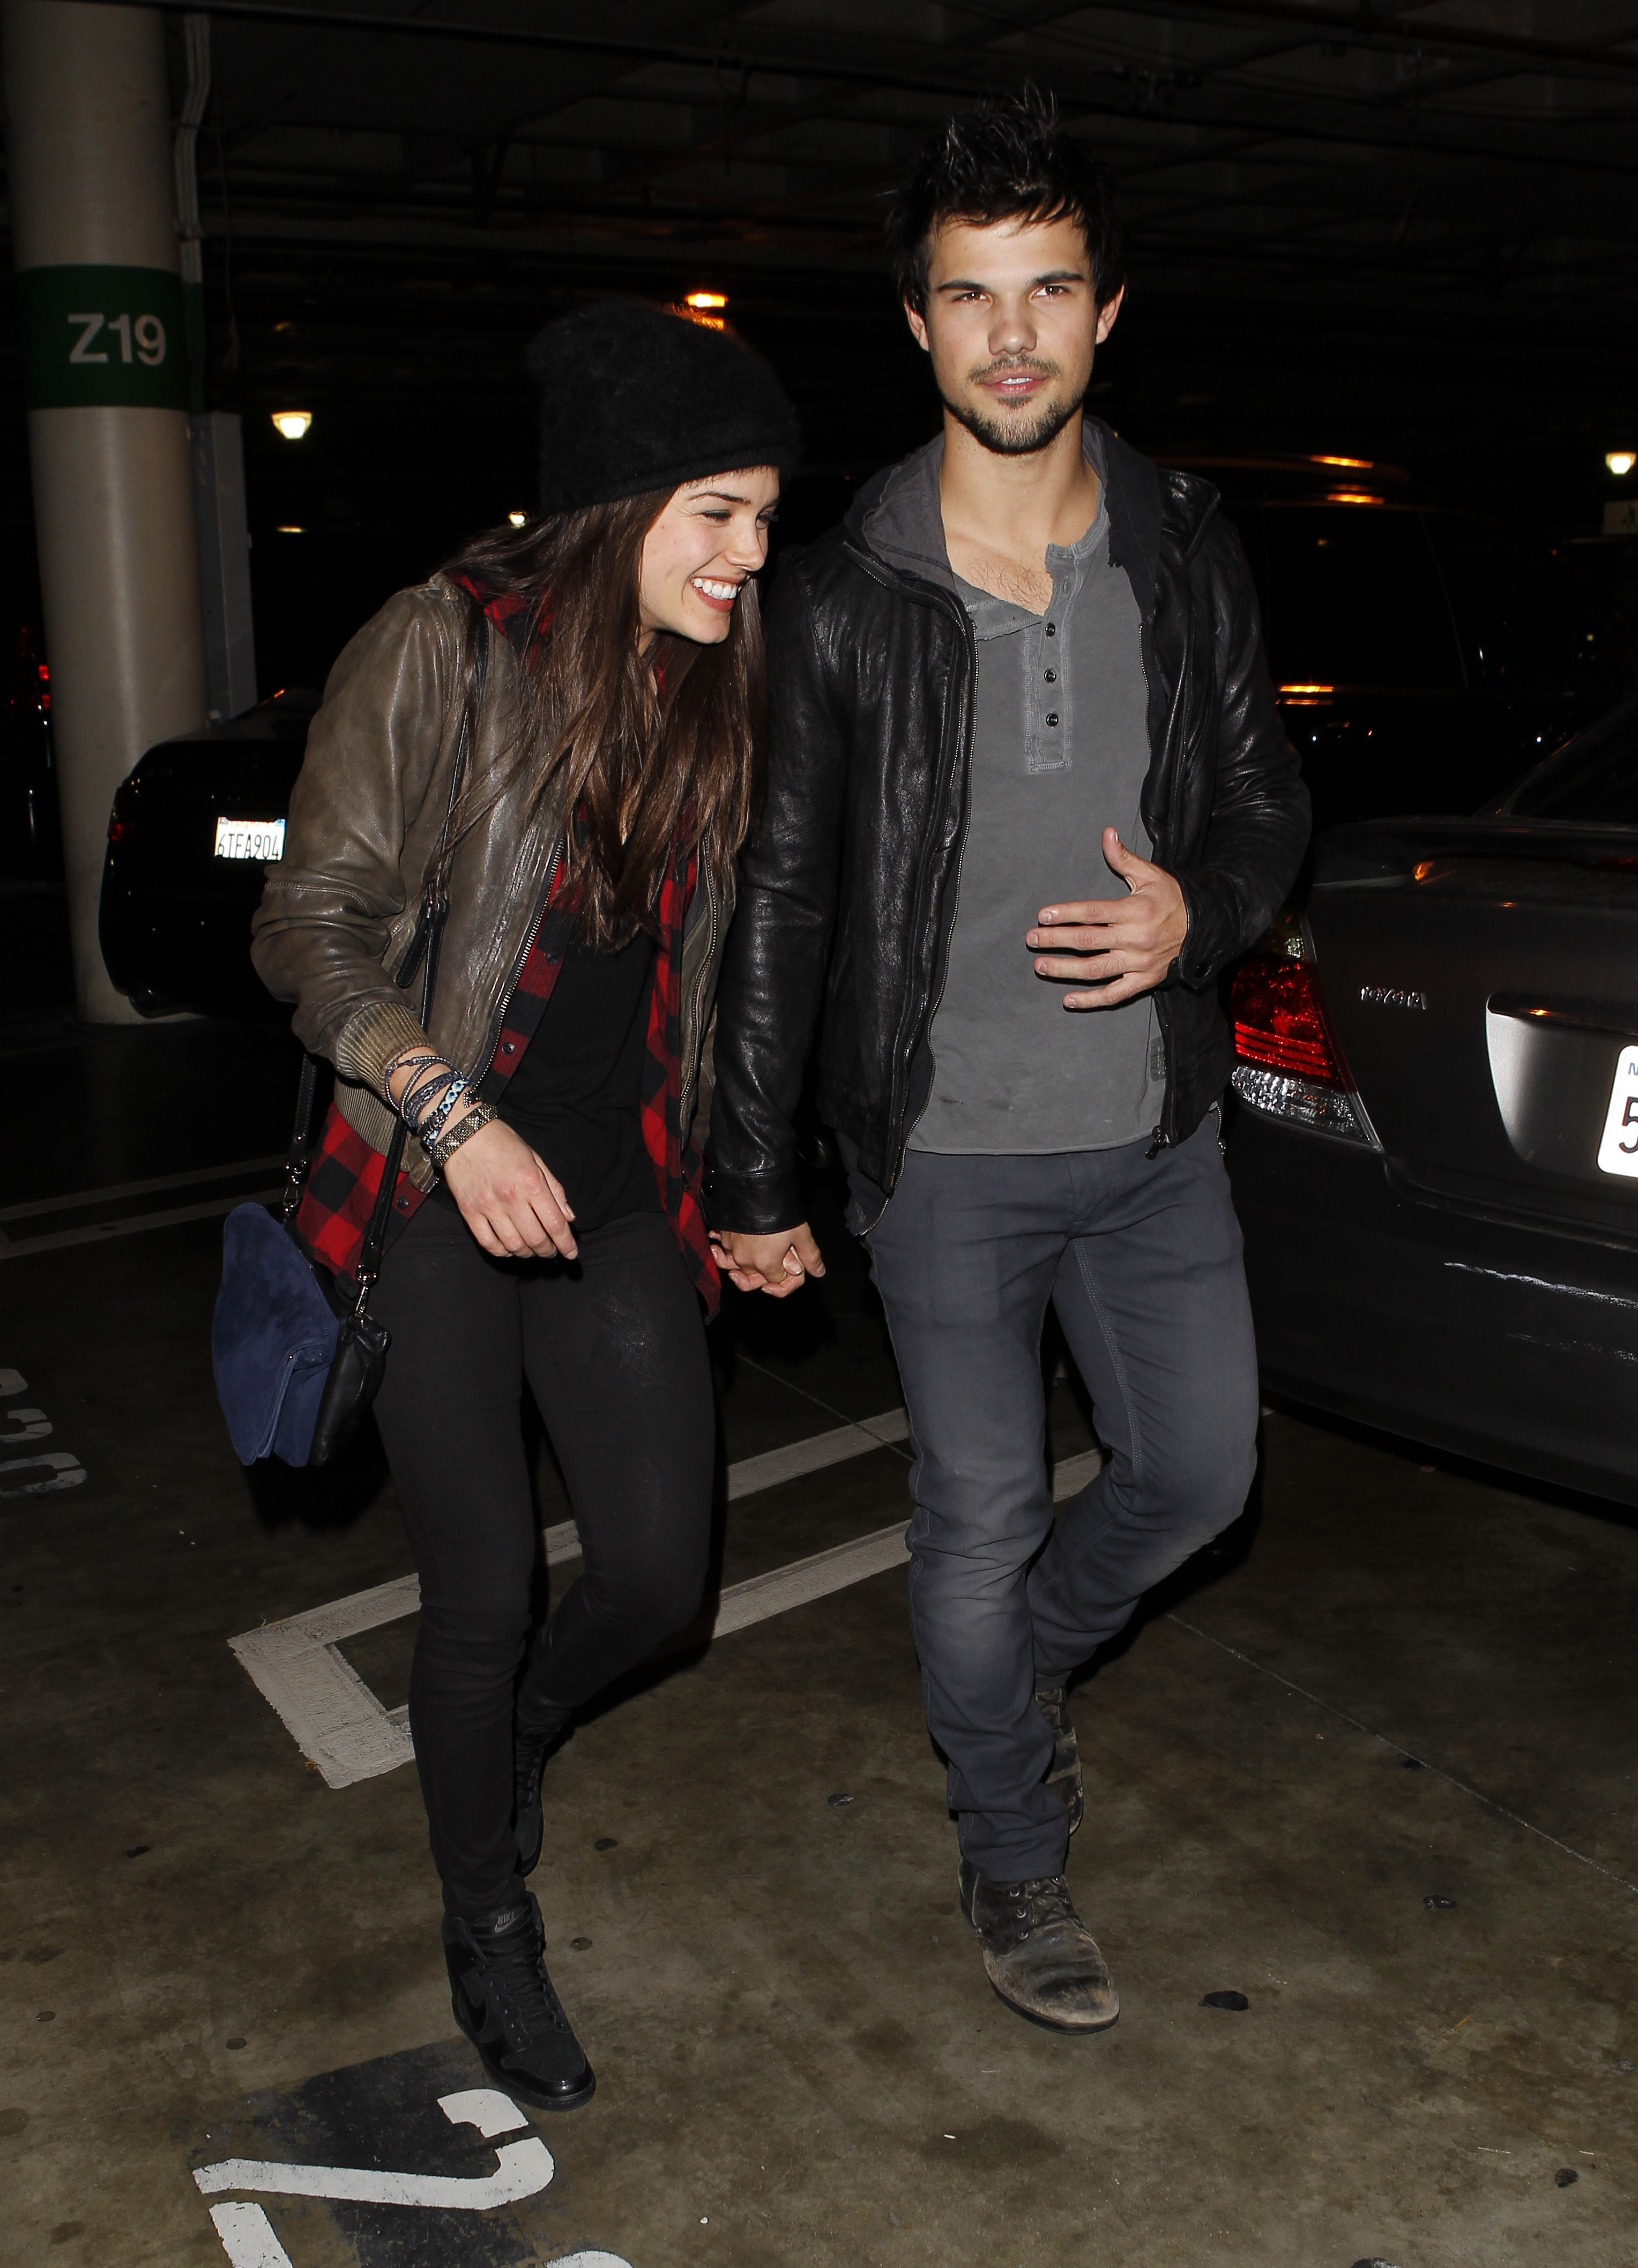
[400, 1063, 456, 1130]
[430, 1101, 495, 1173]
[418, 1074, 470, 1153]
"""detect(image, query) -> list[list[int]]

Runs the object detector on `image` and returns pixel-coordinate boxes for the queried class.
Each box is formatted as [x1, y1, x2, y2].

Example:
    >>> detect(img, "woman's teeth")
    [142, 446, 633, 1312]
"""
[692, 577, 739, 601]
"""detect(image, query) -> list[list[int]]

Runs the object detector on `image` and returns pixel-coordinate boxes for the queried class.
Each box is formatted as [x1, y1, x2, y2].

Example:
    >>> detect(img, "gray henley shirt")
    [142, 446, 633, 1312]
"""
[909, 434, 1167, 1155]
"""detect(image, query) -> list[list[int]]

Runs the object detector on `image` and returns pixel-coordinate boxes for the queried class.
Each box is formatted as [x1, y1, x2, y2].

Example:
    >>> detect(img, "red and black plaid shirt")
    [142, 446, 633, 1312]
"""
[294, 581, 719, 1316]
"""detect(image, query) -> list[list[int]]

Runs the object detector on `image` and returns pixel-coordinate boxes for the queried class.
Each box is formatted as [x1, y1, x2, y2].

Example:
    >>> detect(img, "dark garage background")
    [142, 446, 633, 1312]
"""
[3, 0, 1637, 692]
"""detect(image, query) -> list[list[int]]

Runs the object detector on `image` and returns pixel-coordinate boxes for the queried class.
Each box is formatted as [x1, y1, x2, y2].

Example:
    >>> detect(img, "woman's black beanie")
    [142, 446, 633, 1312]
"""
[527, 299, 802, 516]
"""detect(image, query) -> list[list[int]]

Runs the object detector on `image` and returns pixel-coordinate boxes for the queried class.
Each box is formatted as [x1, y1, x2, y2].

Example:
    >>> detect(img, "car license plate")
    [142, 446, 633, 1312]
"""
[1596, 1042, 1638, 1178]
[213, 816, 285, 862]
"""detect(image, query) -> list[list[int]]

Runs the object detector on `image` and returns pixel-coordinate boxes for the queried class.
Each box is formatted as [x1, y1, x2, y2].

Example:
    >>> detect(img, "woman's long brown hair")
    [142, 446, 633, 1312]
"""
[440, 489, 766, 946]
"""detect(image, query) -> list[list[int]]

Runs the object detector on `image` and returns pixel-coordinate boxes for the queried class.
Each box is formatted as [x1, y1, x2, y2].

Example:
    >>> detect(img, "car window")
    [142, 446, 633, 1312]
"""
[1428, 518, 1627, 704]
[1256, 506, 1465, 692]
[1507, 712, 1638, 824]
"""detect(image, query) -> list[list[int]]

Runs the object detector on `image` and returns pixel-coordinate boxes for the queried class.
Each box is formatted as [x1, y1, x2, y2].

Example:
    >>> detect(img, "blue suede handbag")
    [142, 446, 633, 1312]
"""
[211, 617, 486, 1468]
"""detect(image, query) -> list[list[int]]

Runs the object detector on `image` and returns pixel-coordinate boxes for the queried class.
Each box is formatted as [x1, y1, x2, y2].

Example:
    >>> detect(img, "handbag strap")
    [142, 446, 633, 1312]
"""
[279, 1050, 322, 1224]
[350, 610, 492, 1314]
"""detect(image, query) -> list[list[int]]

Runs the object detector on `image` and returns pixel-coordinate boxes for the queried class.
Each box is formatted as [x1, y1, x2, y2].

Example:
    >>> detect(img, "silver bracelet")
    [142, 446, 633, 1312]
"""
[431, 1101, 495, 1172]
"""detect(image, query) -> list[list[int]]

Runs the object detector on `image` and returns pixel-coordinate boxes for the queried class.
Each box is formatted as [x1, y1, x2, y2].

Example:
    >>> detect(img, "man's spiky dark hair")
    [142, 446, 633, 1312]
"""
[885, 86, 1123, 314]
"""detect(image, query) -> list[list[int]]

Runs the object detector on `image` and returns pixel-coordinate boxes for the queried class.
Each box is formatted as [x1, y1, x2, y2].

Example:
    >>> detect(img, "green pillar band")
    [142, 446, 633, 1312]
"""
[17, 264, 189, 411]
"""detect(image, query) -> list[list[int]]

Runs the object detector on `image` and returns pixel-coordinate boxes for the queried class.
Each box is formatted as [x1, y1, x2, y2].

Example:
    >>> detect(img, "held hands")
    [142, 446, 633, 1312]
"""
[1026, 827, 1188, 1009]
[710, 1223, 825, 1299]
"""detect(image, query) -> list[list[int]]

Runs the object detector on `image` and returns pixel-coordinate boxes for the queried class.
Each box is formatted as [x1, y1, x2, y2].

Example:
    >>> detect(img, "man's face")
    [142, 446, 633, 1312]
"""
[905, 213, 1123, 456]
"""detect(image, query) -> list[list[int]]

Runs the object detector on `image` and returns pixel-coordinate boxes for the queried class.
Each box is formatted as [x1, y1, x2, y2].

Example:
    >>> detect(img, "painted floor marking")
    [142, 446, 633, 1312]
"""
[0, 1374, 86, 1498]
[726, 1405, 909, 1497]
[0, 1188, 283, 1260]
[0, 1450, 86, 1497]
[230, 1414, 1107, 1789]
[0, 1153, 285, 1224]
[209, 2203, 295, 2268]
[195, 2089, 639, 2266]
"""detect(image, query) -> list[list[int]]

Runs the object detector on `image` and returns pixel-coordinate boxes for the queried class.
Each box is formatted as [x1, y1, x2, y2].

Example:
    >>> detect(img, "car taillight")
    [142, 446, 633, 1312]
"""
[1229, 937, 1378, 1146]
[1231, 956, 1349, 1084]
[107, 780, 136, 846]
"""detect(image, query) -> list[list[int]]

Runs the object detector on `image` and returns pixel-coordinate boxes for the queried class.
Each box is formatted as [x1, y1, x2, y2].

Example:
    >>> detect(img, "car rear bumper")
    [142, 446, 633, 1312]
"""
[1226, 1106, 1638, 1505]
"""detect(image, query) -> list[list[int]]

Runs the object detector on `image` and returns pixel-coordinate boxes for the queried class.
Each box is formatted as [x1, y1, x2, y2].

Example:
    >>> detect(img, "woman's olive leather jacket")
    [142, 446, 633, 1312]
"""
[251, 577, 731, 1192]
[706, 424, 1311, 1233]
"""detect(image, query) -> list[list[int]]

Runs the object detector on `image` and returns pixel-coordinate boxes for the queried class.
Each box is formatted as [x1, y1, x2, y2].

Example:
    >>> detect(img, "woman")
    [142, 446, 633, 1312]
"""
[251, 300, 799, 2110]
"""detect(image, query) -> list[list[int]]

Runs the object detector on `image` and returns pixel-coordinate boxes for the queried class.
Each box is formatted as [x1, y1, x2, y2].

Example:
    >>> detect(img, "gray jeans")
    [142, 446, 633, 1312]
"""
[865, 1121, 1259, 1882]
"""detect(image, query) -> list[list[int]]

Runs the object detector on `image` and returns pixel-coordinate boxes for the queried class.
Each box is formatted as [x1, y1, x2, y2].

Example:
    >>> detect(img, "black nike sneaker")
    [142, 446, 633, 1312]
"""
[442, 1893, 595, 2110]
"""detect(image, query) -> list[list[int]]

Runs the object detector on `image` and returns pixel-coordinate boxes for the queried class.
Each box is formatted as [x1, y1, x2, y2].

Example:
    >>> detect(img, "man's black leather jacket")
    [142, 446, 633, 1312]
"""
[707, 420, 1312, 1234]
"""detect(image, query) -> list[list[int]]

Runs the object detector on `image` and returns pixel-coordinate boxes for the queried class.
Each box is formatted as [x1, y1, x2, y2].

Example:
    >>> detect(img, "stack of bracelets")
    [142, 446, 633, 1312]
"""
[386, 1049, 496, 1172]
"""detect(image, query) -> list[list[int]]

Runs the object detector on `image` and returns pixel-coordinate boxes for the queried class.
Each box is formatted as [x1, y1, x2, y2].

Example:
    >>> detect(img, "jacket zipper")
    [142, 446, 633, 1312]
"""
[845, 541, 978, 1196]
[680, 870, 720, 1135]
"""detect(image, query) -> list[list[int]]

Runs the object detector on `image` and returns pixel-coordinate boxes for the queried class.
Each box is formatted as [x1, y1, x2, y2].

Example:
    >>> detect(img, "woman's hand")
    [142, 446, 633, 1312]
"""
[710, 1223, 824, 1297]
[441, 1115, 578, 1260]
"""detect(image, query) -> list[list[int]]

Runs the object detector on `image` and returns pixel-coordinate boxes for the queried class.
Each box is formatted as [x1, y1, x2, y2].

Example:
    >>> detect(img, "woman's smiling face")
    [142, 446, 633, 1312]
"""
[637, 467, 780, 648]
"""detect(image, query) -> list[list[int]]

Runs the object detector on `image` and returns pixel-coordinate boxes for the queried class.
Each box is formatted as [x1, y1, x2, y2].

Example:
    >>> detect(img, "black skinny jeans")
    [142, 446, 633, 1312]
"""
[370, 1198, 714, 1919]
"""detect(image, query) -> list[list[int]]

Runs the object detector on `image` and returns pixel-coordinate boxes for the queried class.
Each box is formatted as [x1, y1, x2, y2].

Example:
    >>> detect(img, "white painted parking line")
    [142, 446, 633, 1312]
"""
[208, 2203, 294, 2268]
[0, 1189, 283, 1260]
[726, 1406, 910, 1497]
[0, 1153, 285, 1223]
[1052, 1447, 1106, 1499]
[229, 1413, 1108, 1787]
[711, 1521, 909, 1634]
[0, 1450, 86, 1497]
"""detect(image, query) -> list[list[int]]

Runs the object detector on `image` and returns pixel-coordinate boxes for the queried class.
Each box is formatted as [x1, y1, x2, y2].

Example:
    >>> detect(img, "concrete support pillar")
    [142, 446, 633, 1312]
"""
[2, 0, 207, 1021]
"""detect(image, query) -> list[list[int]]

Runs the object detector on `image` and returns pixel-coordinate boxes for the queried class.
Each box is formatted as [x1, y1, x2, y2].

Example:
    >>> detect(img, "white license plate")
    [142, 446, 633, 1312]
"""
[1596, 1041, 1638, 1178]
[213, 816, 285, 862]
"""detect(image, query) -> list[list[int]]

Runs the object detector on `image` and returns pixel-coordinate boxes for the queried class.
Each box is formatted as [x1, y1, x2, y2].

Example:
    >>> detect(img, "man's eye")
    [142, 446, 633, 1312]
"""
[699, 509, 731, 521]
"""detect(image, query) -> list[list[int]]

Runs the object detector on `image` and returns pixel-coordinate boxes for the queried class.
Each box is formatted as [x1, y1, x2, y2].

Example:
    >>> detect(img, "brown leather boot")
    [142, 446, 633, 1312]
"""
[959, 1859, 1120, 2033]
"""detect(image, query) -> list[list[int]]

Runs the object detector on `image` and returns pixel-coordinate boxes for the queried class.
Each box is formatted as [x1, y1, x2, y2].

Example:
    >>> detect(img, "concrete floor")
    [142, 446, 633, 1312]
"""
[3, 958, 1636, 2267]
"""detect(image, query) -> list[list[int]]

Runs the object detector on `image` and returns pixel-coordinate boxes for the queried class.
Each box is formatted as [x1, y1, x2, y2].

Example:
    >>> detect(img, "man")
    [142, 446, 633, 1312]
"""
[707, 90, 1309, 2034]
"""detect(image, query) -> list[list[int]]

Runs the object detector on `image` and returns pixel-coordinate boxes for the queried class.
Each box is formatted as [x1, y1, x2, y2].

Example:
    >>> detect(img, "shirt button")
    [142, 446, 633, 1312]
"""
[1044, 669, 1057, 683]
[1045, 623, 1057, 636]
[502, 1040, 516, 1054]
[1046, 712, 1060, 727]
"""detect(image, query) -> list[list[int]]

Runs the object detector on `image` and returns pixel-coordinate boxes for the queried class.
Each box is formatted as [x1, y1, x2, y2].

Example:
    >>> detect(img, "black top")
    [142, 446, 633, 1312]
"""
[449, 927, 659, 1233]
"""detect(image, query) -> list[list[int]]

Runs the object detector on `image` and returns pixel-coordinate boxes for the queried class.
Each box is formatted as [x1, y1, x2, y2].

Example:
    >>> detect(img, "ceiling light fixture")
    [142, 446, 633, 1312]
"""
[275, 524, 306, 534]
[272, 410, 312, 441]
[1607, 451, 1637, 478]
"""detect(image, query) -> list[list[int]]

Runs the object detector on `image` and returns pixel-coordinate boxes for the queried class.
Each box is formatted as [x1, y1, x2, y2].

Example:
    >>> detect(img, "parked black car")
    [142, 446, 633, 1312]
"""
[1225, 697, 1638, 1504]
[99, 687, 318, 1018]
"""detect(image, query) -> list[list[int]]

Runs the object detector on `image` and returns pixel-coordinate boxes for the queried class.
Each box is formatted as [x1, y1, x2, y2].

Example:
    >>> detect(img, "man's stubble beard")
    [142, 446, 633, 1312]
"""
[941, 362, 1092, 458]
